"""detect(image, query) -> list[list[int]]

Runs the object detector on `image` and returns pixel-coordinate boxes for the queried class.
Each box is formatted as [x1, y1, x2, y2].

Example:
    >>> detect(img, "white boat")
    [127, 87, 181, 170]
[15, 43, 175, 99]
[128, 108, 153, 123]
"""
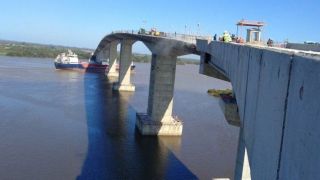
[54, 49, 83, 69]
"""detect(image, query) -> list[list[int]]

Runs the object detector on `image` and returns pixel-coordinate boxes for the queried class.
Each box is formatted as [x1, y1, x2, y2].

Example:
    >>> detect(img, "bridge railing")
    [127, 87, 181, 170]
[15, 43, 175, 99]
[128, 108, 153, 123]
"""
[111, 30, 213, 44]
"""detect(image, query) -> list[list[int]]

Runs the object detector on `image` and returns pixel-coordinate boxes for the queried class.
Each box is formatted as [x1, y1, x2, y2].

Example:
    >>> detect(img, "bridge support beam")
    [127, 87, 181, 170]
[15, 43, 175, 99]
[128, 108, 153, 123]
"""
[136, 53, 182, 136]
[113, 39, 135, 91]
[106, 41, 119, 78]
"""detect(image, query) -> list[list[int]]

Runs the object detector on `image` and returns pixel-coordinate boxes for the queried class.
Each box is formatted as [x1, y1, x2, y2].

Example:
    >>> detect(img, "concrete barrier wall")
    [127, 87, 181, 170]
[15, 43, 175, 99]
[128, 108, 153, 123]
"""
[196, 39, 210, 52]
[279, 54, 320, 180]
[286, 43, 320, 52]
[203, 41, 320, 179]
[244, 49, 291, 179]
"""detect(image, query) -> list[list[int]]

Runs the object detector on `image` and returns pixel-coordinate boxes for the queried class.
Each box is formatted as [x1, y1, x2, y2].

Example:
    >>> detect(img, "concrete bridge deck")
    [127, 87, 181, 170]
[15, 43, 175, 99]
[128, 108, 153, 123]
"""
[93, 31, 320, 179]
[94, 30, 211, 57]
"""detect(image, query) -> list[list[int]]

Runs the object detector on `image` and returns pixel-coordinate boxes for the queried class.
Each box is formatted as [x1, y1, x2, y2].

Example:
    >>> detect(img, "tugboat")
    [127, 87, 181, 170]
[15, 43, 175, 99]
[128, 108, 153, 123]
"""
[54, 49, 83, 69]
[130, 62, 136, 70]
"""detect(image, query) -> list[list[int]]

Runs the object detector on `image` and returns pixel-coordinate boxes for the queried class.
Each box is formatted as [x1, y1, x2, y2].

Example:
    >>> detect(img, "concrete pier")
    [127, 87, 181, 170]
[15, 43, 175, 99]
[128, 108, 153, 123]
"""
[106, 41, 119, 78]
[96, 48, 108, 63]
[113, 39, 135, 91]
[136, 54, 182, 136]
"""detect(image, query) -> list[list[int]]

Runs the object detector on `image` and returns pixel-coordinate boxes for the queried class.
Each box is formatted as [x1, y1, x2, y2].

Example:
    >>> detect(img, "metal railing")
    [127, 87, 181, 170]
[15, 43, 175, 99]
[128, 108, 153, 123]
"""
[111, 30, 213, 44]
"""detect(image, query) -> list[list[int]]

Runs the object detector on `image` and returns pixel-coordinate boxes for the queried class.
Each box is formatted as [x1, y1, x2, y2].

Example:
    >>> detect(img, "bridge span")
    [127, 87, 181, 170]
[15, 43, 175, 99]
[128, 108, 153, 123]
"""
[94, 31, 320, 179]
[93, 31, 210, 136]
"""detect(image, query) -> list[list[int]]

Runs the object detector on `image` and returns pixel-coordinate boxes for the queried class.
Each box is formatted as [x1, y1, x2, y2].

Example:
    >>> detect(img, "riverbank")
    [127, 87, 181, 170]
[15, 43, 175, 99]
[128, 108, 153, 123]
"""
[0, 40, 199, 65]
[0, 40, 92, 59]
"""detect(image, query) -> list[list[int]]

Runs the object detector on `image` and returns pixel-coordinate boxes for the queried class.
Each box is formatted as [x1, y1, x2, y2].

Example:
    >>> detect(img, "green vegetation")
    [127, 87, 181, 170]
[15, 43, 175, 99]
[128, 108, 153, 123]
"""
[177, 57, 199, 65]
[132, 54, 151, 63]
[0, 40, 199, 65]
[0, 40, 92, 59]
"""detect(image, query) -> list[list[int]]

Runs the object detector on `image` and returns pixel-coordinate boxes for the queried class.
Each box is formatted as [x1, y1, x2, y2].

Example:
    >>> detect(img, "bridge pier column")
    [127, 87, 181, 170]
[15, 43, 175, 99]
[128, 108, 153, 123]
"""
[106, 41, 119, 78]
[96, 49, 105, 63]
[136, 53, 182, 136]
[104, 48, 111, 62]
[113, 39, 135, 91]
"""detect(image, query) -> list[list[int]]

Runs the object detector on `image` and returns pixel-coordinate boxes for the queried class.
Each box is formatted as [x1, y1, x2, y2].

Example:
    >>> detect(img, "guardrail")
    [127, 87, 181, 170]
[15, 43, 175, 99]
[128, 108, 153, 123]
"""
[111, 30, 213, 44]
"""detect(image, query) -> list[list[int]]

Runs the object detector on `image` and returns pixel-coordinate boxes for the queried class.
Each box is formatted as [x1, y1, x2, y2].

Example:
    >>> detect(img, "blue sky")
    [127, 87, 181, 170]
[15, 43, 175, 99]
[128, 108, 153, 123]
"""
[1, 0, 319, 53]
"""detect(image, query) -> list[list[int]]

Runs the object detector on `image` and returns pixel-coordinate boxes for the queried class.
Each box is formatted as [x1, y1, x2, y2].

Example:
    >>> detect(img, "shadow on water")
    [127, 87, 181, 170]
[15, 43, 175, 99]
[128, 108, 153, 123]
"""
[77, 71, 197, 179]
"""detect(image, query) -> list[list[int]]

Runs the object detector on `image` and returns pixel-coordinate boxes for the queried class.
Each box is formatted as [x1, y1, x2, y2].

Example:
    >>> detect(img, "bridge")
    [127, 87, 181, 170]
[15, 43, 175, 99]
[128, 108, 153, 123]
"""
[93, 30, 320, 180]
[93, 31, 211, 136]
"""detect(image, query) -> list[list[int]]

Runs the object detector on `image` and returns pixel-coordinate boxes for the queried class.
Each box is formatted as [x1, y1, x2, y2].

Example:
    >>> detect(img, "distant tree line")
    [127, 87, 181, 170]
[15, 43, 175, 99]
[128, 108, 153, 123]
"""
[0, 42, 199, 65]
[0, 44, 92, 59]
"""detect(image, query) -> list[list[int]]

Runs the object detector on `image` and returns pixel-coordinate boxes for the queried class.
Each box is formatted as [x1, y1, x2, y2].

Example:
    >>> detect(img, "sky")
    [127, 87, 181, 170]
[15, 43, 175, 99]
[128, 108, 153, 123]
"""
[0, 0, 319, 53]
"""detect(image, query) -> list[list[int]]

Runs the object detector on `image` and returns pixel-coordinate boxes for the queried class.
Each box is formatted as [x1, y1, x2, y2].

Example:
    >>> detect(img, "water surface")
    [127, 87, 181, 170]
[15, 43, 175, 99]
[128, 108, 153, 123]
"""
[0, 56, 239, 180]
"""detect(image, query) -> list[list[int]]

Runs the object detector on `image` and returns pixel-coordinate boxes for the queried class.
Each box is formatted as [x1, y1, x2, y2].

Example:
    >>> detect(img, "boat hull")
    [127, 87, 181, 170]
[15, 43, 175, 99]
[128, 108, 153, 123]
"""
[81, 62, 108, 71]
[130, 64, 136, 70]
[54, 62, 84, 69]
[55, 62, 135, 71]
[55, 62, 108, 71]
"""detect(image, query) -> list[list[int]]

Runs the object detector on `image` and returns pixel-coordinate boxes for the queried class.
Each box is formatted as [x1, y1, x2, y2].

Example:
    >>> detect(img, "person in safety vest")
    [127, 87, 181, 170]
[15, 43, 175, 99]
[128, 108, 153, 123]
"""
[223, 31, 232, 42]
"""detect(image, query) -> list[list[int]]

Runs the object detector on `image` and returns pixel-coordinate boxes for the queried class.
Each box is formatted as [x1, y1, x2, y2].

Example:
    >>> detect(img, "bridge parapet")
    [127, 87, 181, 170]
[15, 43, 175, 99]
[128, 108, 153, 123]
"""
[111, 30, 212, 44]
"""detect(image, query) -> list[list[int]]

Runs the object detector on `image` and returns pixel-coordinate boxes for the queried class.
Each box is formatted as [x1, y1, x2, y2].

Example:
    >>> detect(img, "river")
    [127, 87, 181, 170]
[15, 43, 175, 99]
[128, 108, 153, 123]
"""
[0, 56, 239, 180]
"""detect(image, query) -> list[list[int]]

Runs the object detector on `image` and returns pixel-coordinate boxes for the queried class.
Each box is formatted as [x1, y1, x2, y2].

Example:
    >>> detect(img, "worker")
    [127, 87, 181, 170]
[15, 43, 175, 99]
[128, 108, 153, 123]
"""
[267, 38, 274, 47]
[213, 34, 217, 41]
[223, 31, 232, 42]
[231, 34, 236, 41]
